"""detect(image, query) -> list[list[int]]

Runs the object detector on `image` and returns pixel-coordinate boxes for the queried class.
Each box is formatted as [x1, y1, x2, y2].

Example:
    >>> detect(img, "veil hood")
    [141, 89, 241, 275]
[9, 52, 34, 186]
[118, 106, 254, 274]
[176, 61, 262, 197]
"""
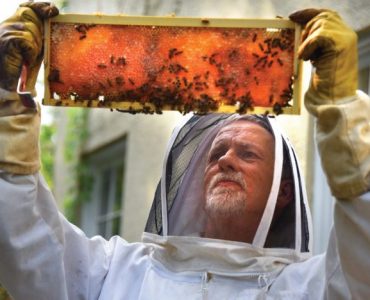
[145, 114, 312, 255]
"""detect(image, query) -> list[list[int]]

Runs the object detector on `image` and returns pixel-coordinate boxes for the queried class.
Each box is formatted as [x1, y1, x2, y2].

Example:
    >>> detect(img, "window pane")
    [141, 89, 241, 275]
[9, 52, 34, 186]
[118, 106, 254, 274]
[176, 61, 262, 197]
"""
[359, 68, 369, 94]
[98, 219, 107, 237]
[100, 169, 111, 216]
[114, 164, 124, 212]
[112, 216, 121, 236]
[98, 164, 124, 238]
[79, 138, 126, 239]
[99, 169, 112, 237]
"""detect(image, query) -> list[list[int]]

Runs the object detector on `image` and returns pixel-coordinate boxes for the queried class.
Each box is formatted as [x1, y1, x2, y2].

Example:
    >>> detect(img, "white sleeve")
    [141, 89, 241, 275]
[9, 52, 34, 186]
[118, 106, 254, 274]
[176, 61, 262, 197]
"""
[329, 192, 370, 299]
[314, 91, 370, 298]
[314, 91, 370, 200]
[0, 171, 115, 300]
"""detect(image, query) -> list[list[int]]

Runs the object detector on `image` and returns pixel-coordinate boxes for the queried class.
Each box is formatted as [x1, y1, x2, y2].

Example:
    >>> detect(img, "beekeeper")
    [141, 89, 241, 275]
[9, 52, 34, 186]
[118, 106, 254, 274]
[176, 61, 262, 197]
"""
[0, 2, 369, 299]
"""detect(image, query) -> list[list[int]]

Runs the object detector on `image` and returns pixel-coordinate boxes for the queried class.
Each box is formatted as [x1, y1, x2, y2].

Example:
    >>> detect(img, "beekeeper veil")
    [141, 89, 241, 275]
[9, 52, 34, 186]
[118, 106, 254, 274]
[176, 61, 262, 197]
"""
[145, 113, 312, 253]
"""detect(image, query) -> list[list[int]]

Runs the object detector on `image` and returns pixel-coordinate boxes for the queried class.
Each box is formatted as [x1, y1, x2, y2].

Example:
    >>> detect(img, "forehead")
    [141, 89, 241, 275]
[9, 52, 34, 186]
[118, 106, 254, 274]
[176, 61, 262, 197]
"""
[214, 120, 274, 143]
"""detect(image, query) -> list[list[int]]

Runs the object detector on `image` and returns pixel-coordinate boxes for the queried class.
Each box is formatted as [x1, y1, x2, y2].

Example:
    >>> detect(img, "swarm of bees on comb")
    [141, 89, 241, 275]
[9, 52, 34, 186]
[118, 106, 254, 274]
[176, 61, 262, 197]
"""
[45, 19, 297, 115]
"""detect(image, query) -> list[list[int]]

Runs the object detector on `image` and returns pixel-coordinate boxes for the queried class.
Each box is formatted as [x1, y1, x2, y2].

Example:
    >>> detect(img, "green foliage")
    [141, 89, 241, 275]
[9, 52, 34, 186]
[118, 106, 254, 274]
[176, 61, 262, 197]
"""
[63, 195, 79, 224]
[64, 108, 88, 163]
[39, 107, 91, 225]
[40, 123, 56, 190]
[64, 160, 94, 223]
[62, 108, 90, 224]
[54, 0, 69, 11]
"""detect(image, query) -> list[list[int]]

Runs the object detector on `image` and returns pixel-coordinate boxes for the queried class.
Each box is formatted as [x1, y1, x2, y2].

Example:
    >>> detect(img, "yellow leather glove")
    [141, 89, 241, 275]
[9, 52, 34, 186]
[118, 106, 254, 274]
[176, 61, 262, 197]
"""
[0, 2, 58, 95]
[0, 2, 58, 175]
[290, 9, 358, 115]
[290, 9, 370, 200]
[289, 9, 358, 115]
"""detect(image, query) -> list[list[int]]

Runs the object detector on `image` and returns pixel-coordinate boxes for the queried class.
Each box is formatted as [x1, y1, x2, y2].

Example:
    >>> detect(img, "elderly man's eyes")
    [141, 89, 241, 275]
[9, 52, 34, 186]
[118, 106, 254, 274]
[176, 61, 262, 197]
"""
[238, 149, 259, 160]
[207, 146, 259, 163]
[208, 149, 225, 162]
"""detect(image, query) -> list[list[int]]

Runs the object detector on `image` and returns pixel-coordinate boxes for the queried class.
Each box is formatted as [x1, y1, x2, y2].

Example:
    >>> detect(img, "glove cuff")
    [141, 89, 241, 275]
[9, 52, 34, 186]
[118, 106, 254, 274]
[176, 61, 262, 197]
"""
[314, 91, 370, 199]
[0, 87, 37, 102]
[0, 88, 21, 101]
[304, 89, 358, 117]
[0, 101, 41, 175]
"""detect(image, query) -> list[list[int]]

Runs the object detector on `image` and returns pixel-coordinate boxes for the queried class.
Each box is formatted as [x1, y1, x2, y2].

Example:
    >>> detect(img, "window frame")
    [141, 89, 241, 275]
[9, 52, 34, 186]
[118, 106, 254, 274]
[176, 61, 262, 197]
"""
[79, 138, 126, 239]
[358, 26, 370, 94]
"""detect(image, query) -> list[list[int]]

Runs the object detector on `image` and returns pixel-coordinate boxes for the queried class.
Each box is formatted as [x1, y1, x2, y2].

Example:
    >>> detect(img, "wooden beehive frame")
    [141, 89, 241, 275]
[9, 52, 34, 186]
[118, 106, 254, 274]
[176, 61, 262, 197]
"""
[43, 14, 303, 115]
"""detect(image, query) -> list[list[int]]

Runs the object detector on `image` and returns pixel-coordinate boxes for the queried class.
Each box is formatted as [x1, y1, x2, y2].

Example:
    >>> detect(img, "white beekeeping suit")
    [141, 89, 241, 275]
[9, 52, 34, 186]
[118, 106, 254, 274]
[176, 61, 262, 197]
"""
[0, 114, 319, 299]
[0, 3, 370, 300]
[1, 101, 369, 299]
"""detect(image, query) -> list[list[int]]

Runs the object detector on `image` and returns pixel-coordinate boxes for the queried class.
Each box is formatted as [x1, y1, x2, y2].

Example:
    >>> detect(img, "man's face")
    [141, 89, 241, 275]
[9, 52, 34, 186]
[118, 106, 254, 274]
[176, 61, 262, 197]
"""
[203, 121, 275, 219]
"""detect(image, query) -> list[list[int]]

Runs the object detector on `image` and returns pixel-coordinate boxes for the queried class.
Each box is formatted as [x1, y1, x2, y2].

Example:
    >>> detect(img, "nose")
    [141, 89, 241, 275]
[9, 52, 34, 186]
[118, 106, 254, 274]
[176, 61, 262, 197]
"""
[218, 149, 238, 172]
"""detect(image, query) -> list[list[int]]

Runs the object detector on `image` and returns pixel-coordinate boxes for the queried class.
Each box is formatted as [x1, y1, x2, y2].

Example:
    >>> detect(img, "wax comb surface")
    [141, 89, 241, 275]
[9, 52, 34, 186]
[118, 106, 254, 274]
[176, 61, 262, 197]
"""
[44, 15, 302, 115]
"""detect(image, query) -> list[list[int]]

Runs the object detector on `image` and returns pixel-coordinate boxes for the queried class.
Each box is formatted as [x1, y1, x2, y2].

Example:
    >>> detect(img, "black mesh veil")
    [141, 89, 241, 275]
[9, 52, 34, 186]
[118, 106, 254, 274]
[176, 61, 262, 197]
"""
[145, 114, 312, 252]
[145, 114, 230, 235]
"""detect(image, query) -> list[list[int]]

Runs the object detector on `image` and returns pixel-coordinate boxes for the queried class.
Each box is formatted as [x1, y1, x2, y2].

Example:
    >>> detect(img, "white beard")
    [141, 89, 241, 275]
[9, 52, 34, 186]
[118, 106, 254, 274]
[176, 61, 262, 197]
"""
[205, 172, 247, 218]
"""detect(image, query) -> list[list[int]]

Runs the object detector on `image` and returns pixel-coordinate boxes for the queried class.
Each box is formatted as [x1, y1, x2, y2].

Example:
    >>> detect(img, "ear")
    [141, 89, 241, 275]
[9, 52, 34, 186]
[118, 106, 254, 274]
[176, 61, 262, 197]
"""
[276, 179, 294, 209]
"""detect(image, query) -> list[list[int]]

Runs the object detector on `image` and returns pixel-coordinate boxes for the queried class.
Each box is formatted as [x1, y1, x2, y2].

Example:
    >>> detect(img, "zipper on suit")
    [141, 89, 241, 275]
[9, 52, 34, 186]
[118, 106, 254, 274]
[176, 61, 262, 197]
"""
[200, 271, 271, 299]
[258, 274, 269, 290]
[201, 272, 212, 300]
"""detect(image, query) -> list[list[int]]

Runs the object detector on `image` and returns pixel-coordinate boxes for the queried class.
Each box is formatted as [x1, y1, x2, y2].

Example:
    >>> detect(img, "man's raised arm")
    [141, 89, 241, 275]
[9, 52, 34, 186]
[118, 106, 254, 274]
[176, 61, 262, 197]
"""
[291, 9, 370, 298]
[0, 3, 112, 299]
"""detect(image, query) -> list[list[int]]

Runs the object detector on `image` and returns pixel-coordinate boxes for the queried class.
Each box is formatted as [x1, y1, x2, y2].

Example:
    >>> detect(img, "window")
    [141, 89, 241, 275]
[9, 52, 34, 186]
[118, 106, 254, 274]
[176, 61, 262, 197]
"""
[97, 163, 124, 237]
[359, 67, 370, 94]
[358, 26, 370, 94]
[79, 138, 126, 239]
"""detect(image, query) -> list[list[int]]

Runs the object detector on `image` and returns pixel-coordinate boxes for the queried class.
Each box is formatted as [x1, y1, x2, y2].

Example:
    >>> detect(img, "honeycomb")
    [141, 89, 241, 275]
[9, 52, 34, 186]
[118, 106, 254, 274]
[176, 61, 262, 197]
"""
[46, 21, 296, 114]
